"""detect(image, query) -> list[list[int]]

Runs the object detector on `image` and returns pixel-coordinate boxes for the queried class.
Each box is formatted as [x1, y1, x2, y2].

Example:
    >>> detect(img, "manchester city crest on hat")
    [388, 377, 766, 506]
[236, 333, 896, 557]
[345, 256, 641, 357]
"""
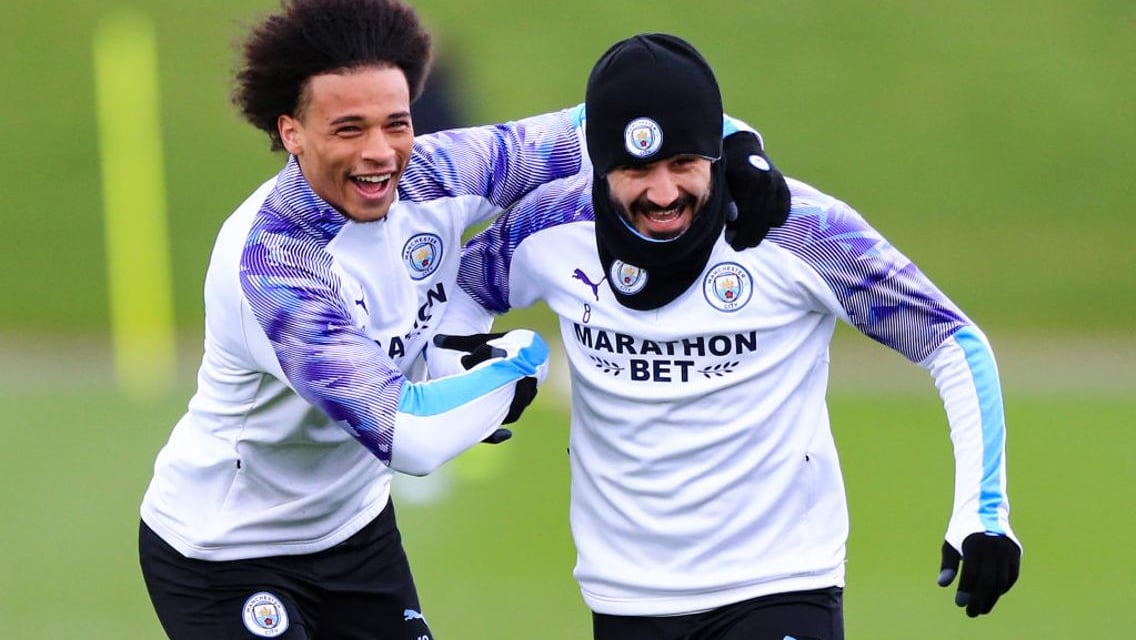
[242, 591, 289, 637]
[402, 233, 443, 280]
[624, 117, 663, 158]
[702, 262, 753, 312]
[610, 260, 648, 295]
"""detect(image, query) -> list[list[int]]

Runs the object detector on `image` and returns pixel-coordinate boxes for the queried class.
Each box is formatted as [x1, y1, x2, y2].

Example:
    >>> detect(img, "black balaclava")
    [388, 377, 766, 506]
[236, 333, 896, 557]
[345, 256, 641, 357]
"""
[586, 33, 731, 311]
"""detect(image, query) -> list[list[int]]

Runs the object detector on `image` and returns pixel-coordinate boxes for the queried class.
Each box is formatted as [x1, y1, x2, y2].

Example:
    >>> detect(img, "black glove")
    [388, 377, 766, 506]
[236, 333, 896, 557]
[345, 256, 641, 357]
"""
[431, 332, 541, 442]
[722, 130, 791, 251]
[937, 533, 1021, 617]
[433, 332, 508, 370]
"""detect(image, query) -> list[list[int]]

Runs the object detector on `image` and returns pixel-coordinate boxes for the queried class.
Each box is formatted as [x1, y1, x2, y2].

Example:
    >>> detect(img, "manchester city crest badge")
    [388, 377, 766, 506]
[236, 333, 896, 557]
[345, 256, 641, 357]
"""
[242, 591, 289, 637]
[702, 262, 753, 312]
[610, 260, 648, 295]
[624, 117, 663, 158]
[402, 233, 443, 280]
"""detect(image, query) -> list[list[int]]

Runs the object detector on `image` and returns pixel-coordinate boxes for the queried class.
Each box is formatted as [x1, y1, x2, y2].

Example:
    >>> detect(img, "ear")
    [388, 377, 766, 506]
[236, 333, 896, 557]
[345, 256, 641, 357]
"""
[278, 114, 303, 155]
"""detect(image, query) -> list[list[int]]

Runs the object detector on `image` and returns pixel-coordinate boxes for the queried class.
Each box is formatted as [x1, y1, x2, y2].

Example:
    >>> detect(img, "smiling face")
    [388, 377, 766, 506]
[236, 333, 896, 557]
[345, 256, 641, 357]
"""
[277, 65, 413, 222]
[605, 155, 713, 240]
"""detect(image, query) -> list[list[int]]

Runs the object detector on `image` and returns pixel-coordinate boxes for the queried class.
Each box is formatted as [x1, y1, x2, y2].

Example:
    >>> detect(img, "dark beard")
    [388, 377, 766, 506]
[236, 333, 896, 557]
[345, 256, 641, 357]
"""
[592, 161, 730, 310]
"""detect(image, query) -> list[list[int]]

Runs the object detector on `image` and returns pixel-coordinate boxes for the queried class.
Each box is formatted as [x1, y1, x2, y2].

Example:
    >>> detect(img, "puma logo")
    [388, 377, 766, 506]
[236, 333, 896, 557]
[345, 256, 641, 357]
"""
[572, 268, 604, 301]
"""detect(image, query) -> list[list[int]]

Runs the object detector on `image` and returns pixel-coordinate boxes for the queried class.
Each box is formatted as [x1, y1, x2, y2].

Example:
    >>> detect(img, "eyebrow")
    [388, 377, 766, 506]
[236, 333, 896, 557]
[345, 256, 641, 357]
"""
[328, 111, 412, 127]
[329, 114, 364, 126]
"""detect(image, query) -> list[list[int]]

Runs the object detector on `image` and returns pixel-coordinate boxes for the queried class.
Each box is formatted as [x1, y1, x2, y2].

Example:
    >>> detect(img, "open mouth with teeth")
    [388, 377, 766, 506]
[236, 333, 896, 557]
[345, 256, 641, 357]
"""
[637, 205, 689, 238]
[352, 173, 393, 200]
[644, 207, 682, 224]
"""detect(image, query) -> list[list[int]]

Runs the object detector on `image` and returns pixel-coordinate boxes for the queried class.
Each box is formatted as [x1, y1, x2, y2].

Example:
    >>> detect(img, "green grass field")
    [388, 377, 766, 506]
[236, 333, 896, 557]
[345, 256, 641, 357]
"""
[2, 1, 1134, 638]
[0, 357, 1132, 638]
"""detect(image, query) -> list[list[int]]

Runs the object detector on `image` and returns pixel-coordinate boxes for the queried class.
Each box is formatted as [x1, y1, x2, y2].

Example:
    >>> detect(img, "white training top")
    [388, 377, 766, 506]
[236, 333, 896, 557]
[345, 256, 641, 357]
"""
[448, 170, 1019, 616]
[140, 109, 583, 561]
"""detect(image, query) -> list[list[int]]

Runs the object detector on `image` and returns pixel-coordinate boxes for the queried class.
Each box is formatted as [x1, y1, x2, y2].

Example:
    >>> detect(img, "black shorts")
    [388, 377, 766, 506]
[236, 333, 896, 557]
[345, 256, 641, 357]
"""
[592, 587, 844, 640]
[139, 499, 432, 639]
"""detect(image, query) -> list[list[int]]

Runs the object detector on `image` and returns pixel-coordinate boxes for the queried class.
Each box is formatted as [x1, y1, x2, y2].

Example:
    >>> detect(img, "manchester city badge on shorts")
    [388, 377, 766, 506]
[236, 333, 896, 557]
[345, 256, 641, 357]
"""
[402, 233, 443, 280]
[610, 260, 648, 295]
[624, 117, 663, 158]
[242, 591, 290, 637]
[703, 262, 753, 312]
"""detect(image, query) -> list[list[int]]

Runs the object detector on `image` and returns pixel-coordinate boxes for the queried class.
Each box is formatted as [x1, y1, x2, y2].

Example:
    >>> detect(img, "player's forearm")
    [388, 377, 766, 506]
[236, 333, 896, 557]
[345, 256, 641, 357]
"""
[272, 330, 541, 475]
[476, 106, 585, 208]
[409, 105, 584, 217]
[389, 381, 516, 476]
[922, 326, 1018, 548]
[390, 335, 548, 475]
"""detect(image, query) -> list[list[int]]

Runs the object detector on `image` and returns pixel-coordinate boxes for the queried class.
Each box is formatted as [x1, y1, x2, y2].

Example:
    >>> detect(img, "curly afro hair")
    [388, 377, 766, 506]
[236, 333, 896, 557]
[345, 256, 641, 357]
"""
[232, 0, 432, 150]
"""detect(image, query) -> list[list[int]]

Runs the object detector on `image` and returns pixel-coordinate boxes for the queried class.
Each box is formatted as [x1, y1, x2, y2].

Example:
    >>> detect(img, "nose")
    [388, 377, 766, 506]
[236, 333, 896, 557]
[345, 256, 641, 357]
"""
[642, 165, 681, 206]
[361, 128, 395, 165]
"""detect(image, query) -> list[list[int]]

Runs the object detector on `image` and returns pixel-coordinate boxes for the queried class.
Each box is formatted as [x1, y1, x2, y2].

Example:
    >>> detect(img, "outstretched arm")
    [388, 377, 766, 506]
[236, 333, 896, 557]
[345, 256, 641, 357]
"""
[770, 187, 1020, 616]
[922, 328, 1021, 617]
[402, 105, 586, 227]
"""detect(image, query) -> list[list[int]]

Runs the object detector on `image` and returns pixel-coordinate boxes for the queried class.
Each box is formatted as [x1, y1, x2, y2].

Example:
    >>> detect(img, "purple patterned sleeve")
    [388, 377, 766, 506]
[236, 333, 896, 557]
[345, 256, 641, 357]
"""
[768, 193, 971, 363]
[239, 203, 404, 465]
[457, 173, 594, 313]
[399, 109, 582, 208]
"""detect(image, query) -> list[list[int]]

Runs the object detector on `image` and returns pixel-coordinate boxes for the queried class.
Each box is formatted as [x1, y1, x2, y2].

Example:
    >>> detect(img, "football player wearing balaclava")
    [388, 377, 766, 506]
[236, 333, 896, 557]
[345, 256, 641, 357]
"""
[440, 32, 1020, 640]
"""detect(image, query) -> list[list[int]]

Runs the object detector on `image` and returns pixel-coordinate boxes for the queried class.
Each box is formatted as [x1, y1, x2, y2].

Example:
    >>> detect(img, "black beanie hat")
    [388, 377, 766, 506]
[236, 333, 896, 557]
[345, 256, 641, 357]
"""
[585, 33, 723, 175]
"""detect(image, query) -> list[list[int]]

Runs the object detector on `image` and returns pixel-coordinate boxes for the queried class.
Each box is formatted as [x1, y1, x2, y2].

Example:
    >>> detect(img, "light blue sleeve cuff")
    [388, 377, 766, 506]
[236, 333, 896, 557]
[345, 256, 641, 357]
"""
[397, 335, 548, 417]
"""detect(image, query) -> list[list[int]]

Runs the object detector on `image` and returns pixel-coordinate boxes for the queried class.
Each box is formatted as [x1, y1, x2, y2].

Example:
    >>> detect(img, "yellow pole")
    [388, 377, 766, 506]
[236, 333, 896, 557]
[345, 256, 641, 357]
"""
[93, 11, 176, 397]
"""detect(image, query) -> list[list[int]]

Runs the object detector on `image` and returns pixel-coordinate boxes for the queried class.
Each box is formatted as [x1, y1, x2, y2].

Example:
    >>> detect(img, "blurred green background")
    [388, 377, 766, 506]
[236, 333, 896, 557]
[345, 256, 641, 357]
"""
[1, 1, 1132, 638]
